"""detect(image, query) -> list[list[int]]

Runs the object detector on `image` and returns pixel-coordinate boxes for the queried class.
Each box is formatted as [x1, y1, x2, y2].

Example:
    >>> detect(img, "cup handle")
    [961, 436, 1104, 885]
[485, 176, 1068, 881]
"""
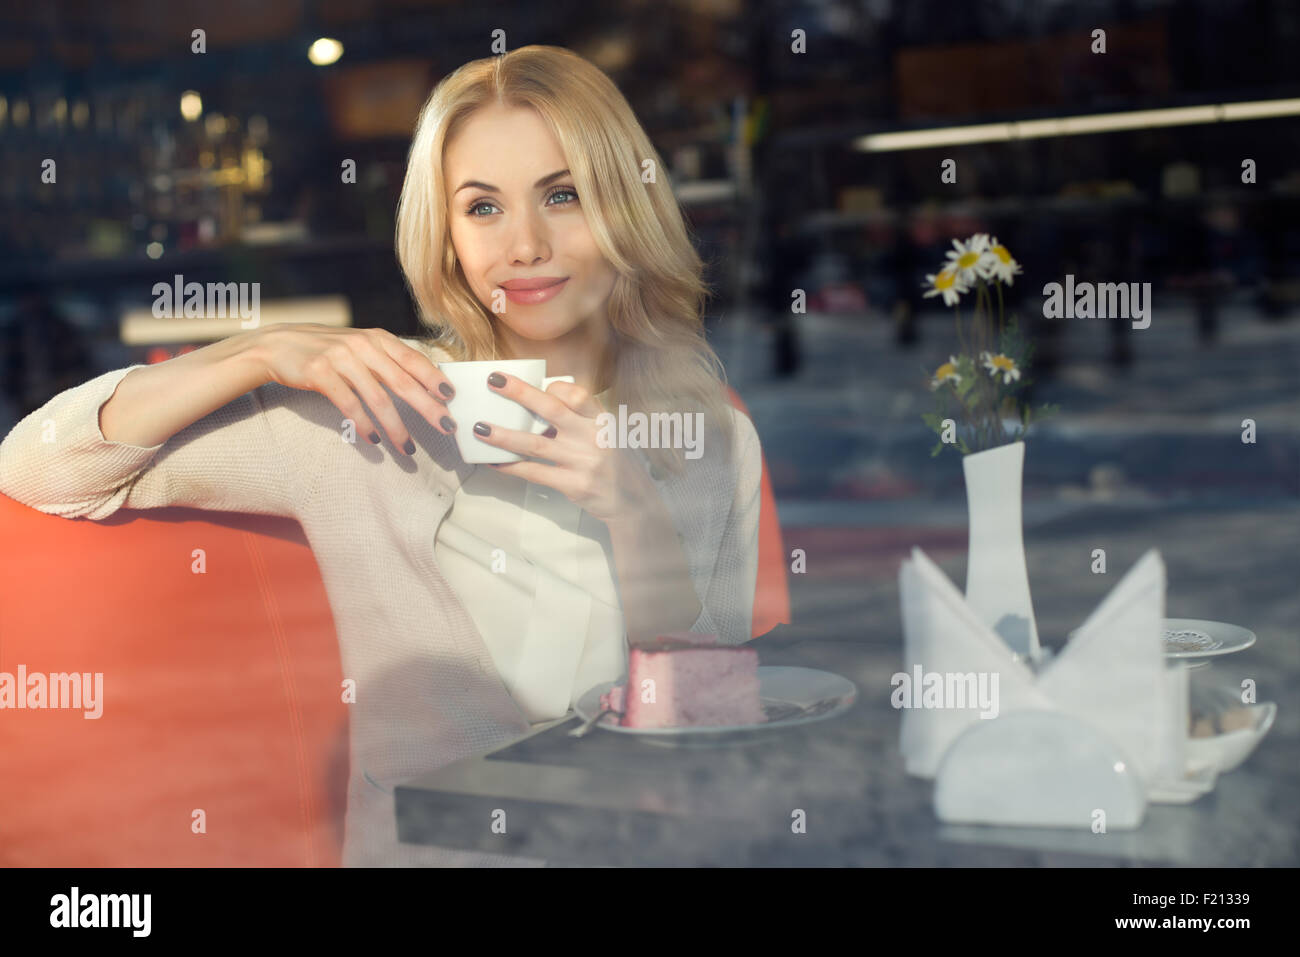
[529, 376, 575, 433]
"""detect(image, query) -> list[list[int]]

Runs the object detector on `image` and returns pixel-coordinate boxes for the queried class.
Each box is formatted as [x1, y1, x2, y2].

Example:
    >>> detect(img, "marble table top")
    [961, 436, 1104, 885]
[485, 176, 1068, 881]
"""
[394, 627, 1295, 866]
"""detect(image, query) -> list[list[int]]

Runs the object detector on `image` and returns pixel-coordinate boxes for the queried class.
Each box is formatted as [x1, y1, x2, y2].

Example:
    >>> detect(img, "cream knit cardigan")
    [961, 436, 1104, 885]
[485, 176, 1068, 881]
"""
[0, 338, 763, 866]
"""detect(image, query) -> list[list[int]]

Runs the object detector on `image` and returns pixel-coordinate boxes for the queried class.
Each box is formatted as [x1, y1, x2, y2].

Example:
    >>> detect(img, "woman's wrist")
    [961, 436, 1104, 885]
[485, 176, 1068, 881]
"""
[229, 325, 275, 388]
[98, 328, 273, 447]
[600, 457, 662, 531]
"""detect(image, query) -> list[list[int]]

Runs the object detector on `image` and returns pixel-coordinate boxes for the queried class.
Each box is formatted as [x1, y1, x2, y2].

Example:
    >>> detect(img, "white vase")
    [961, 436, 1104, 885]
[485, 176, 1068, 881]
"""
[961, 439, 1042, 663]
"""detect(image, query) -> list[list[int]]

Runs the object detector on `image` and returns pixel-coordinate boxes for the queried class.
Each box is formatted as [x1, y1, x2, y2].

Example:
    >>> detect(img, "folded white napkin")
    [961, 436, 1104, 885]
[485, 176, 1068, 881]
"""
[899, 545, 1185, 794]
[899, 547, 1052, 777]
[1037, 548, 1184, 785]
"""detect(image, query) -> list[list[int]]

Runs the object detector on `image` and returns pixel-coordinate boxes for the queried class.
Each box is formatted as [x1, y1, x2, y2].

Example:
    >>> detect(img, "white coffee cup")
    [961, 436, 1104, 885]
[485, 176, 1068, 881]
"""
[437, 358, 574, 464]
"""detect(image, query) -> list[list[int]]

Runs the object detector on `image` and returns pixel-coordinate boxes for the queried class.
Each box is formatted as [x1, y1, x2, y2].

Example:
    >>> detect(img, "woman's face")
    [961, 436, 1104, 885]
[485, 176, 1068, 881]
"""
[443, 103, 617, 350]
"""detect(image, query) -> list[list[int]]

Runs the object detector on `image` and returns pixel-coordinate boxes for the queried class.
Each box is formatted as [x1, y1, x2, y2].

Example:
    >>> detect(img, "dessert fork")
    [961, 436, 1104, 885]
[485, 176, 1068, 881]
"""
[568, 706, 615, 738]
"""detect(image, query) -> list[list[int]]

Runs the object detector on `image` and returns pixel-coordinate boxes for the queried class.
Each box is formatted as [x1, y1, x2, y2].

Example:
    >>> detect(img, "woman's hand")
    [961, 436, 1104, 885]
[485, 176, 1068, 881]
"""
[478, 370, 707, 641]
[470, 371, 659, 526]
[256, 323, 458, 454]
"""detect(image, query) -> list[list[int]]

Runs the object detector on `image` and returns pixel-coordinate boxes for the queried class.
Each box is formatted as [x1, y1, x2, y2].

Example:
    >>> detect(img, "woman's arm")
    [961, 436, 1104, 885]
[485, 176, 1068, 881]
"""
[681, 412, 761, 644]
[0, 330, 305, 520]
[98, 328, 270, 448]
[605, 411, 762, 646]
[604, 494, 704, 646]
[0, 324, 454, 521]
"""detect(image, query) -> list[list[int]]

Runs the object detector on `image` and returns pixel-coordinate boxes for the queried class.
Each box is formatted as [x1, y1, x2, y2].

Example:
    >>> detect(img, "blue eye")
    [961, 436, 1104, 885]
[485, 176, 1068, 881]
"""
[464, 187, 578, 217]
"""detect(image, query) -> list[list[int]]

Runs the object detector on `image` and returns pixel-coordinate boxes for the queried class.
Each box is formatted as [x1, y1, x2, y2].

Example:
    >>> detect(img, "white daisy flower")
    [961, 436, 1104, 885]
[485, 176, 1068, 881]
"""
[929, 355, 962, 391]
[922, 267, 968, 307]
[986, 237, 1023, 285]
[945, 235, 996, 285]
[981, 350, 1021, 385]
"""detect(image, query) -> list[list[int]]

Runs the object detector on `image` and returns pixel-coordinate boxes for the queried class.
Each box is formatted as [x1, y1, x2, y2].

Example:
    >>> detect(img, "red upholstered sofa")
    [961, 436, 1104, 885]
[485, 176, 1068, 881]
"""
[0, 387, 788, 867]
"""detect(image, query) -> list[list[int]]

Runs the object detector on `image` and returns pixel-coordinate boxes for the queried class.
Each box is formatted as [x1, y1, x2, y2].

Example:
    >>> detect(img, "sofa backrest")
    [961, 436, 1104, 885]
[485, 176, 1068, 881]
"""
[0, 496, 348, 866]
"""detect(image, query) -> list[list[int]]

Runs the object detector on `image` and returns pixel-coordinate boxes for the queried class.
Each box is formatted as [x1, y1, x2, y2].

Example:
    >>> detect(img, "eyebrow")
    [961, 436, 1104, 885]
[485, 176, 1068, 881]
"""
[454, 169, 571, 195]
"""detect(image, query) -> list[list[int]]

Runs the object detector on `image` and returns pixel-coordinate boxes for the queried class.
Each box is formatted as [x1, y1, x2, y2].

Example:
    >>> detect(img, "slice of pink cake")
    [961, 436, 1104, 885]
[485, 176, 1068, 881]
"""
[600, 632, 763, 729]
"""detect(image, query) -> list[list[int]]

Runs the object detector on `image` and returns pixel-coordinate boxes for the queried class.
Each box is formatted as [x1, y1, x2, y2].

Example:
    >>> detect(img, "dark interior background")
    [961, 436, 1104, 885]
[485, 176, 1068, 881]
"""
[0, 0, 1296, 505]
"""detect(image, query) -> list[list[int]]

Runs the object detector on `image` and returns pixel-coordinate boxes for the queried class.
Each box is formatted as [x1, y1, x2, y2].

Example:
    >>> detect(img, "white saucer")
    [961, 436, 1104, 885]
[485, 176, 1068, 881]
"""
[1162, 618, 1256, 659]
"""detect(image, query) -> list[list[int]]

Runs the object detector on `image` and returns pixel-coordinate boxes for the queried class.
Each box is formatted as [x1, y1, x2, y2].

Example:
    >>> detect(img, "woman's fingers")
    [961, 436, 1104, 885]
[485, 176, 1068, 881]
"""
[311, 367, 389, 448]
[351, 335, 457, 439]
[472, 420, 594, 481]
[372, 330, 458, 404]
[486, 372, 585, 427]
[536, 379, 604, 419]
[259, 325, 457, 454]
[326, 351, 419, 452]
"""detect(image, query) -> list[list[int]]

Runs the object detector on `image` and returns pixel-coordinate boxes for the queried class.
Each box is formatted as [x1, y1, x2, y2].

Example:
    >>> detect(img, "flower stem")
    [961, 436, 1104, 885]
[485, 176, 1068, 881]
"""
[977, 282, 993, 364]
[996, 280, 1005, 344]
[977, 379, 987, 449]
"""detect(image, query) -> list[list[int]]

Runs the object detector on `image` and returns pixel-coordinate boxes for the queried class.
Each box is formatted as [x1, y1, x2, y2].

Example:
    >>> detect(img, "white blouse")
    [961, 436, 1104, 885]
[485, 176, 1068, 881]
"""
[432, 392, 627, 725]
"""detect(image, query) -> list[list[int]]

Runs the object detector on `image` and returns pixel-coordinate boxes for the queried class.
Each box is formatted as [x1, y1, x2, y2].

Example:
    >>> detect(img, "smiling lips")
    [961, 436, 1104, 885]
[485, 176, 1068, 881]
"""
[498, 276, 568, 304]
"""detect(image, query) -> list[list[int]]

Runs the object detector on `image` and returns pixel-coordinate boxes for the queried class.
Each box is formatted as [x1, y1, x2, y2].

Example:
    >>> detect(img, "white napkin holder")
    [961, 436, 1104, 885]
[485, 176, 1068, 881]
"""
[933, 711, 1147, 829]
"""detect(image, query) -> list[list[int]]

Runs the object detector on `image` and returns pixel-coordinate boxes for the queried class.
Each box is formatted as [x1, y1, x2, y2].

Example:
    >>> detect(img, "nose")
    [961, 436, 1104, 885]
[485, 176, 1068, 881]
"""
[508, 206, 550, 266]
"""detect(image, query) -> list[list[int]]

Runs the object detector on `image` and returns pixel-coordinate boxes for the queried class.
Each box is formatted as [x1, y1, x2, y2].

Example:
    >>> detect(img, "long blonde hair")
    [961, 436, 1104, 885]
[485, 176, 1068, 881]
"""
[395, 45, 735, 477]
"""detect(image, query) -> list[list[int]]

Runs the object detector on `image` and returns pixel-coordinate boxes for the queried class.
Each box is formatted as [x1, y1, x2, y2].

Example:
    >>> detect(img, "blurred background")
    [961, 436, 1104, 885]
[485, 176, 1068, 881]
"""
[1, 0, 1297, 866]
[1, 0, 1297, 493]
[1, 1, 1298, 624]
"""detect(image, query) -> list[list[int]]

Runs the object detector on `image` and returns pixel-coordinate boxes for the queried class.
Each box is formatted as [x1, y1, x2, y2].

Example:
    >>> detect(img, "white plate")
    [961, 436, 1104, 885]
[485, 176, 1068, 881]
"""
[1162, 618, 1256, 659]
[573, 666, 857, 742]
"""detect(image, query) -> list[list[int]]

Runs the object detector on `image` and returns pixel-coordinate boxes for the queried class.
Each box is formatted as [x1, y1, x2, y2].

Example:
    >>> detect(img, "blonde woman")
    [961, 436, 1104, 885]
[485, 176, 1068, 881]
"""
[0, 45, 762, 867]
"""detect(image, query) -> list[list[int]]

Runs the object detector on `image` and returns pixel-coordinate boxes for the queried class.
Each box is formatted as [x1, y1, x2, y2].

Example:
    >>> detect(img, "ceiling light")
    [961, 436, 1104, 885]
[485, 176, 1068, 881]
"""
[855, 97, 1300, 152]
[308, 38, 343, 66]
